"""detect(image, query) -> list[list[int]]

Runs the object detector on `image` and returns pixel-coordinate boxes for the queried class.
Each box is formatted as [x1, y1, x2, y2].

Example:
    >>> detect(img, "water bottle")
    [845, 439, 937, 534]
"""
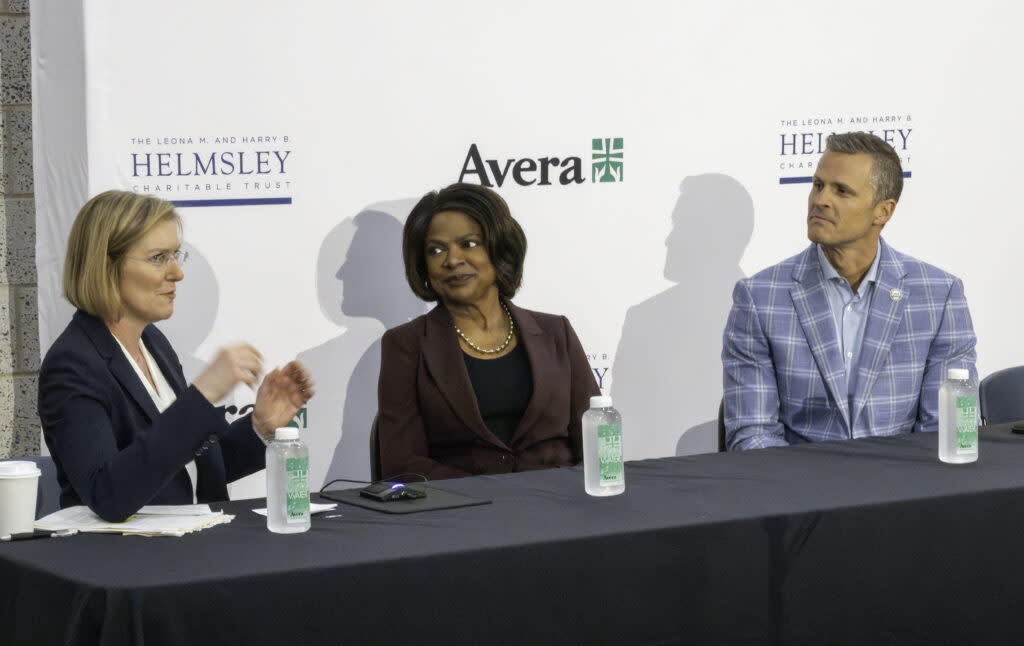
[938, 368, 978, 464]
[266, 427, 311, 533]
[582, 395, 625, 496]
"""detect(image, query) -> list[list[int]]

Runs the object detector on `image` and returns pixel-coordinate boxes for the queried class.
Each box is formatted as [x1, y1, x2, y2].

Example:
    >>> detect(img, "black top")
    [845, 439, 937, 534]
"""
[463, 342, 533, 446]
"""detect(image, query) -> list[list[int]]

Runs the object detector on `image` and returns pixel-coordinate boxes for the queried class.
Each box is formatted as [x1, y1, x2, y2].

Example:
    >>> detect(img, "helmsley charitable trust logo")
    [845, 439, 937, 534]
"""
[127, 133, 294, 208]
[776, 113, 912, 185]
[458, 138, 624, 187]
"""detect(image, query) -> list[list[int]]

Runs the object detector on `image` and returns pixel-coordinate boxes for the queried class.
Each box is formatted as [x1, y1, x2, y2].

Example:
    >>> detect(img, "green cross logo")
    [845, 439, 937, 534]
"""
[286, 407, 308, 429]
[592, 138, 624, 182]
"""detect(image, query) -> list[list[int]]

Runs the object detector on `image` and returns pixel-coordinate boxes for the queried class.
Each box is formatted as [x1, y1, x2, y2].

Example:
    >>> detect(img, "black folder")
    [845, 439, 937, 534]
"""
[319, 485, 491, 514]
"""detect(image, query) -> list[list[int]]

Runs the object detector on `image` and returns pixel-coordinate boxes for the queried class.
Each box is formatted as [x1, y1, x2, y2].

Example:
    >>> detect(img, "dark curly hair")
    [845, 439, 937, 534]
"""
[402, 183, 527, 302]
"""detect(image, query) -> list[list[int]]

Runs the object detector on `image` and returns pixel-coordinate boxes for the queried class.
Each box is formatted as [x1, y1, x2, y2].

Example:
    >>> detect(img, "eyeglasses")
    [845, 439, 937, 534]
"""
[125, 250, 189, 269]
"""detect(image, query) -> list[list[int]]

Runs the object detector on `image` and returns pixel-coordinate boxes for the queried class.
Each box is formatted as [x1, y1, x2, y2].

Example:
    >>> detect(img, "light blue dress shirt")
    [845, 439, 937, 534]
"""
[816, 241, 881, 409]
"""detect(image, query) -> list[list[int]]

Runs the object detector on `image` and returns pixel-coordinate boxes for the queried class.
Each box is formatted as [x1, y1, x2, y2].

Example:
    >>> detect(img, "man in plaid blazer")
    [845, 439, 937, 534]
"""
[722, 133, 977, 450]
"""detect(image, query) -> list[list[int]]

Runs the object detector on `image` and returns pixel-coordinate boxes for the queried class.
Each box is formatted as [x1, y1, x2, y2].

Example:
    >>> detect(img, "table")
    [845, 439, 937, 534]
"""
[4, 425, 1024, 645]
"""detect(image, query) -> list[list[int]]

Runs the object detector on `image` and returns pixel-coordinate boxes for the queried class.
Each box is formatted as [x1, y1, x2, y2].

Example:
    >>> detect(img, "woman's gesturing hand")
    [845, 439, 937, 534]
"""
[252, 361, 315, 439]
[192, 344, 264, 404]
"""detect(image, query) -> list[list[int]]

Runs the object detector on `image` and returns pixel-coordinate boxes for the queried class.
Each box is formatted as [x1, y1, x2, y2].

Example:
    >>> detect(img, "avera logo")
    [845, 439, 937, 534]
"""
[286, 407, 308, 429]
[457, 138, 624, 187]
[592, 138, 623, 182]
[459, 144, 585, 187]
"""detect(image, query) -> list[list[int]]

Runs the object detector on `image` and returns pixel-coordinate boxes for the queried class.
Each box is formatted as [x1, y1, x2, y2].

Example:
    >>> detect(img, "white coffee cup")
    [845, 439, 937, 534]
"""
[0, 461, 41, 537]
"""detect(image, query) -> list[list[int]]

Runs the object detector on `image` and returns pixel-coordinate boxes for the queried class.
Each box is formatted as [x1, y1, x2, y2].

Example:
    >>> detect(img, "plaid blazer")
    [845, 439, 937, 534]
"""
[722, 239, 977, 450]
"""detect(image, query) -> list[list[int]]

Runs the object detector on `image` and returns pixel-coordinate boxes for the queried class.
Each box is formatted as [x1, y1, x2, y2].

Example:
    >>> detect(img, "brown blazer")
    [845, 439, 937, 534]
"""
[378, 302, 600, 480]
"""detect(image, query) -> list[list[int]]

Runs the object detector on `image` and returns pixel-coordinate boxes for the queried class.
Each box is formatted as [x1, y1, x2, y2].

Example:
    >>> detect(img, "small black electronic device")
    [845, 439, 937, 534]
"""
[359, 482, 427, 502]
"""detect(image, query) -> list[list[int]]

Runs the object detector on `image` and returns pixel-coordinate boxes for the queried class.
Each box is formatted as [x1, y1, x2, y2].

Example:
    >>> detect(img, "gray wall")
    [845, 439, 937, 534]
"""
[0, 0, 41, 458]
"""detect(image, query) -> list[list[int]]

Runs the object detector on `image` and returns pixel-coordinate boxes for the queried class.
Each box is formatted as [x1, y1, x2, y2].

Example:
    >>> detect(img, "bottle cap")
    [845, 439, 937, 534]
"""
[590, 395, 613, 408]
[947, 368, 970, 381]
[274, 427, 299, 441]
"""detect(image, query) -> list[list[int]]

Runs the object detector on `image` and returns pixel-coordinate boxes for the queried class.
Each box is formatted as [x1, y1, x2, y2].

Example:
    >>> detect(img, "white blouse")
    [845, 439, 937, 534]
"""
[113, 333, 197, 504]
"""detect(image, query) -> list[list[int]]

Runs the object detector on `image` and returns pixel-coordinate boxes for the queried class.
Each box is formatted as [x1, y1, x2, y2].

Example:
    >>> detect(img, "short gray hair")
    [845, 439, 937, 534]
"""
[825, 132, 904, 205]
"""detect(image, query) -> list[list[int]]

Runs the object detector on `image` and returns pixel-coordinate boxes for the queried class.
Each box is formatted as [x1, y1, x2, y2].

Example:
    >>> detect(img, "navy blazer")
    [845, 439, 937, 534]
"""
[38, 310, 266, 521]
[378, 302, 600, 480]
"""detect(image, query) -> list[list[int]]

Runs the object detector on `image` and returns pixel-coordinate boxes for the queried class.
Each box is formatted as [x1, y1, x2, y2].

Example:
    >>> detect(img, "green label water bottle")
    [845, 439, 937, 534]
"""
[266, 427, 311, 533]
[583, 395, 625, 496]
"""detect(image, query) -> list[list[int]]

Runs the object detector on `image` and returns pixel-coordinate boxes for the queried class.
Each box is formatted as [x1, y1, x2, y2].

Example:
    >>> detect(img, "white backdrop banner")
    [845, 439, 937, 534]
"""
[33, 0, 1024, 498]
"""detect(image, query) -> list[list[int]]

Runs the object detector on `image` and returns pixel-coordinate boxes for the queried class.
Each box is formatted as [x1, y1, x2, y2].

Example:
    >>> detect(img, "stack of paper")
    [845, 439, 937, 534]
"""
[35, 504, 234, 537]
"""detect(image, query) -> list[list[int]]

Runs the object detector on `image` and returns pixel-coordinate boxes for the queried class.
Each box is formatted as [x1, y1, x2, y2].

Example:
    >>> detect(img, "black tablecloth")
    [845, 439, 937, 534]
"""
[3, 425, 1024, 645]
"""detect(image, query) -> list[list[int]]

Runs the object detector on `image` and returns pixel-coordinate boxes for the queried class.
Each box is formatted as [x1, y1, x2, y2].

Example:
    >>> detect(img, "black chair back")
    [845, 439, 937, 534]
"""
[980, 366, 1024, 425]
[717, 400, 727, 452]
[369, 414, 382, 482]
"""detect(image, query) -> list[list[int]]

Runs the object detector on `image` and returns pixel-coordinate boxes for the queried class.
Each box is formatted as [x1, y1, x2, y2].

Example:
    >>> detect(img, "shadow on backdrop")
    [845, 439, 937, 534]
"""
[611, 175, 753, 456]
[296, 201, 424, 485]
[155, 242, 218, 383]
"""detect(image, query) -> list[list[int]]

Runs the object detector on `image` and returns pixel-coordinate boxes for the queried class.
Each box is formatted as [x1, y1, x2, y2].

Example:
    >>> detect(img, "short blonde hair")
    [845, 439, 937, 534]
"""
[63, 190, 181, 321]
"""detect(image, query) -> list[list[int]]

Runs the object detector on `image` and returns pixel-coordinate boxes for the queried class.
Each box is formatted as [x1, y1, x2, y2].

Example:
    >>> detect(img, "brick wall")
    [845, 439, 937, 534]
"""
[0, 0, 41, 458]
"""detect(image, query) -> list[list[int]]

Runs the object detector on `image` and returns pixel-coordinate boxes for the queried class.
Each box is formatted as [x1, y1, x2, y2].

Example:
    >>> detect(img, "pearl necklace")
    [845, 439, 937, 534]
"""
[454, 302, 515, 354]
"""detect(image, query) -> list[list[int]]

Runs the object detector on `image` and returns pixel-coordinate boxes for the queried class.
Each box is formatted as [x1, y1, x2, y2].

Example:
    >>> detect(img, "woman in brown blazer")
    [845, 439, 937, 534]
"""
[378, 183, 599, 480]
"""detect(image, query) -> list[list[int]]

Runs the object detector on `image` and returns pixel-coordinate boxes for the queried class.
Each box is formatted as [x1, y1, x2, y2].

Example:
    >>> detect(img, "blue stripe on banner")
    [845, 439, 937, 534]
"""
[170, 197, 293, 208]
[779, 171, 912, 185]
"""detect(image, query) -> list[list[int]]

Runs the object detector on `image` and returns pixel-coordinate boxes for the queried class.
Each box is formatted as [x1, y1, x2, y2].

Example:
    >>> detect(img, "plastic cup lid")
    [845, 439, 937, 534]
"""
[0, 461, 42, 479]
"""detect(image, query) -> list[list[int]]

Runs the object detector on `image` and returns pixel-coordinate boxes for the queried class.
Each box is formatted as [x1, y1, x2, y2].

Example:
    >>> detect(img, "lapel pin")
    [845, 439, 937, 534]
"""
[889, 288, 903, 302]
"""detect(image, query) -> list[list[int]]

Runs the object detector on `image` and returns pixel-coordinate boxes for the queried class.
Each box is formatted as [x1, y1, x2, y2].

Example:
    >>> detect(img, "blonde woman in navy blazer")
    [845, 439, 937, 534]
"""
[38, 191, 313, 522]
[378, 183, 599, 480]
